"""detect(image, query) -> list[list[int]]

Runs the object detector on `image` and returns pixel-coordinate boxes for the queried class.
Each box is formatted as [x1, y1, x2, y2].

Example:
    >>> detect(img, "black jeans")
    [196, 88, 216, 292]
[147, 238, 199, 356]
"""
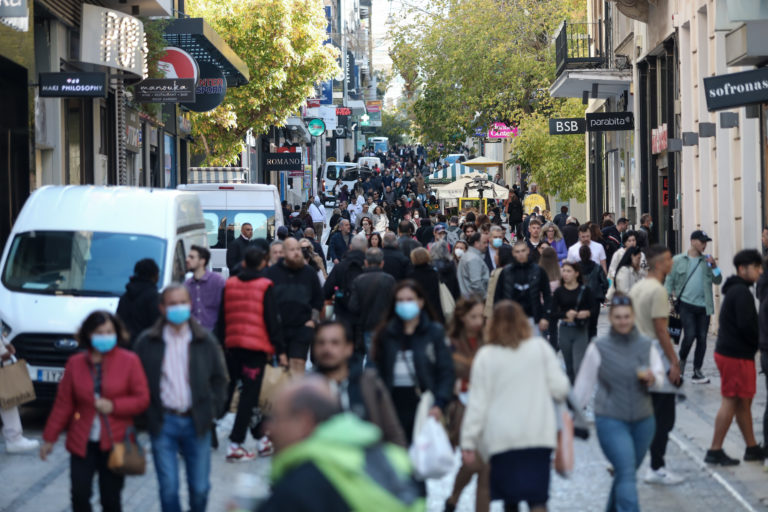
[650, 393, 676, 470]
[71, 441, 124, 512]
[227, 348, 268, 444]
[762, 351, 768, 447]
[677, 302, 711, 371]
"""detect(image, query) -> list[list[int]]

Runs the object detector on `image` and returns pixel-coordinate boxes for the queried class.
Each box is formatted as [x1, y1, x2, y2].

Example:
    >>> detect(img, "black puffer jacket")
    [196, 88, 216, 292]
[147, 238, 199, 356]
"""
[348, 268, 396, 344]
[716, 276, 759, 360]
[434, 259, 460, 298]
[407, 263, 445, 323]
[116, 277, 160, 345]
[375, 311, 454, 409]
[493, 260, 552, 322]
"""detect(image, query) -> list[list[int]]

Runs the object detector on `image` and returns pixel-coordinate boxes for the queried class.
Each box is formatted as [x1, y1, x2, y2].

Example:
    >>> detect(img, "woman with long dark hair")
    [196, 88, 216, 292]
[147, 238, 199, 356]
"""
[373, 280, 454, 443]
[614, 246, 644, 295]
[368, 232, 383, 248]
[445, 297, 490, 512]
[407, 248, 445, 323]
[552, 262, 593, 382]
[461, 301, 569, 512]
[41, 311, 149, 512]
[579, 245, 609, 339]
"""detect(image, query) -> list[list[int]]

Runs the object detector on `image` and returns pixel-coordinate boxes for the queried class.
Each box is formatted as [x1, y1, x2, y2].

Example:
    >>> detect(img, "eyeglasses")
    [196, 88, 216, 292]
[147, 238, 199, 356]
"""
[610, 296, 632, 307]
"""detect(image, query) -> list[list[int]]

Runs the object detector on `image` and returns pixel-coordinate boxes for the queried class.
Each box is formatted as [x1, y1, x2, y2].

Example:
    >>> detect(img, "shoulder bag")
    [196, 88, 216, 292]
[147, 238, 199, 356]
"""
[105, 421, 146, 475]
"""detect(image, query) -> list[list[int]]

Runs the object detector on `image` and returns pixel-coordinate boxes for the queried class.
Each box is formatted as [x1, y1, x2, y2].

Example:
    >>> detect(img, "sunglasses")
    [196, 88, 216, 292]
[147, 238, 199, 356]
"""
[610, 296, 632, 307]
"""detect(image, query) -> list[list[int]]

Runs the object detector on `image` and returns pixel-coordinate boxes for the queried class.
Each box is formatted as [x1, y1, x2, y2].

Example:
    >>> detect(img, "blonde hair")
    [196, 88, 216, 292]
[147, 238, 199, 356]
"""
[410, 247, 432, 266]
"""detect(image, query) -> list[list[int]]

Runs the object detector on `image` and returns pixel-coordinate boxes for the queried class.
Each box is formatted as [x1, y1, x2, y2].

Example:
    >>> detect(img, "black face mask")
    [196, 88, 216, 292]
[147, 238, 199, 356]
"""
[301, 247, 311, 259]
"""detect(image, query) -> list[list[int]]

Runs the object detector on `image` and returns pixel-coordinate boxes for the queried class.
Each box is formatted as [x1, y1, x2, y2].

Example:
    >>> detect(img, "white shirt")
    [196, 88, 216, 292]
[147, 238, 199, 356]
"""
[160, 324, 193, 412]
[566, 241, 606, 266]
[573, 342, 665, 408]
[308, 203, 326, 223]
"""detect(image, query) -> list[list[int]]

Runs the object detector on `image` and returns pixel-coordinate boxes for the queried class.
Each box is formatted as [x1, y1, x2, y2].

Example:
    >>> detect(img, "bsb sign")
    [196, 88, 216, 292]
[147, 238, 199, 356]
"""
[703, 67, 768, 111]
[549, 118, 586, 135]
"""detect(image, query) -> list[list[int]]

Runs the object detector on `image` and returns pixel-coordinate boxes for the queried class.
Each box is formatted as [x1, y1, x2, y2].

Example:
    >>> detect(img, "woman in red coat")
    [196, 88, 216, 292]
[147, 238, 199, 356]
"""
[40, 311, 150, 512]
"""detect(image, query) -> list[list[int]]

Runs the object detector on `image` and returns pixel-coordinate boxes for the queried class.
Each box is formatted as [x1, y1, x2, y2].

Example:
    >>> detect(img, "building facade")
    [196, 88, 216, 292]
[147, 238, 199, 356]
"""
[551, 0, 766, 280]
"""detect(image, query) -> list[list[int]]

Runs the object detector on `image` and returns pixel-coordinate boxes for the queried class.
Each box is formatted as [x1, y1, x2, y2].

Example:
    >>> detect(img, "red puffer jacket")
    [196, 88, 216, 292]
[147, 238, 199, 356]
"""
[43, 347, 150, 458]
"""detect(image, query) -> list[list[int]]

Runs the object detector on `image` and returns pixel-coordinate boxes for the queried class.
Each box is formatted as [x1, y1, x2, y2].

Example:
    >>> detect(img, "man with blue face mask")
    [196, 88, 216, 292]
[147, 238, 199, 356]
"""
[134, 284, 229, 512]
[484, 225, 512, 271]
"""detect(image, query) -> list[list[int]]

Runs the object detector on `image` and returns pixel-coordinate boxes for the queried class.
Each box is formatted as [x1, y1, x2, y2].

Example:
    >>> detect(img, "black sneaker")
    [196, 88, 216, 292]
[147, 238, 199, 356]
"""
[744, 445, 765, 461]
[691, 369, 710, 384]
[705, 449, 740, 466]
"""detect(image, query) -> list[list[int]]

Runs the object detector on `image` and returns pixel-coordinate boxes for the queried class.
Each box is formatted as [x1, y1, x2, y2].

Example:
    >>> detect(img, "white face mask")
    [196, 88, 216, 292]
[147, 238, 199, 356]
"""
[455, 248, 465, 259]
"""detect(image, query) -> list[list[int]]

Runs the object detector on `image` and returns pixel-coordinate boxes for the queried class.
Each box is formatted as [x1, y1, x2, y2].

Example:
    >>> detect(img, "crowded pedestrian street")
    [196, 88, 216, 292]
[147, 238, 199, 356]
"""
[3, 0, 768, 511]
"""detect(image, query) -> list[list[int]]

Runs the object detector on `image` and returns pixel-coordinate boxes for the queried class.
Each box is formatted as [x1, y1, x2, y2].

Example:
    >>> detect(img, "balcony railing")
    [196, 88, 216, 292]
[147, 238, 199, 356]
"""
[555, 21, 605, 76]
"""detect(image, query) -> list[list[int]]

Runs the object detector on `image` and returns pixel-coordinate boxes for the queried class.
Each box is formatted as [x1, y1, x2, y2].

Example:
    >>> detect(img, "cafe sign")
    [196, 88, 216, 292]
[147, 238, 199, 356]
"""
[80, 5, 147, 79]
[703, 67, 768, 112]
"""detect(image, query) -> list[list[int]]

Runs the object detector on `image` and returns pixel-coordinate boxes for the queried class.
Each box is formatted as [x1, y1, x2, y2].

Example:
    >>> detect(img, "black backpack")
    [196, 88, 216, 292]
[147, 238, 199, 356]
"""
[585, 263, 609, 302]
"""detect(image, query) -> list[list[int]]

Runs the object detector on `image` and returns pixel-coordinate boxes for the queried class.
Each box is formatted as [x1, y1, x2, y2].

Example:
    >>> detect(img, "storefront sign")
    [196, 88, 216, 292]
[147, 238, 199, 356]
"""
[703, 67, 768, 111]
[39, 72, 107, 98]
[184, 61, 227, 112]
[80, 5, 146, 79]
[333, 127, 348, 138]
[487, 122, 517, 138]
[651, 123, 668, 154]
[135, 78, 196, 103]
[548, 118, 587, 135]
[0, 0, 27, 17]
[265, 152, 303, 172]
[307, 99, 321, 108]
[365, 100, 382, 127]
[307, 118, 326, 136]
[158, 47, 198, 81]
[126, 108, 141, 153]
[586, 112, 634, 132]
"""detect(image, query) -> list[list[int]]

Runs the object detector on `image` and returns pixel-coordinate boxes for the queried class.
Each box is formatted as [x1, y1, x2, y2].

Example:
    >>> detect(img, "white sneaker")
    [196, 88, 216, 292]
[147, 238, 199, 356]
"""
[644, 467, 684, 485]
[6, 436, 39, 454]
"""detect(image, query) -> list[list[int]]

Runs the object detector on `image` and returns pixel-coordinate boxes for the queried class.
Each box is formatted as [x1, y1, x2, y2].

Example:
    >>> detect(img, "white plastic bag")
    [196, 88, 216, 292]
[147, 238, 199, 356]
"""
[408, 416, 454, 480]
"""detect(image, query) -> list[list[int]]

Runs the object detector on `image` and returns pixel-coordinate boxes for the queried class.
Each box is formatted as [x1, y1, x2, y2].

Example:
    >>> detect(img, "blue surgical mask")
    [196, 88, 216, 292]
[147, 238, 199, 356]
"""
[395, 300, 421, 321]
[492, 238, 503, 248]
[166, 304, 191, 325]
[91, 334, 117, 353]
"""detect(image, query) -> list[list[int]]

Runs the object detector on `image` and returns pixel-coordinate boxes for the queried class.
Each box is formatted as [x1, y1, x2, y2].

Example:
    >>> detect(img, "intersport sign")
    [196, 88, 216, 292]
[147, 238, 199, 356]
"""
[703, 67, 768, 112]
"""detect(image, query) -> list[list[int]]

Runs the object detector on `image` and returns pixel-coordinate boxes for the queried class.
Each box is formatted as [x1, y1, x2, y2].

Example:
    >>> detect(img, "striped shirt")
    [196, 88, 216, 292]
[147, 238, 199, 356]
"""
[160, 324, 192, 412]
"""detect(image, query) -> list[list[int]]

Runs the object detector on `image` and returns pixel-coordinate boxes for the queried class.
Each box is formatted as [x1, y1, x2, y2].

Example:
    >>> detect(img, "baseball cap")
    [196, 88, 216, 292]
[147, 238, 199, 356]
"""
[691, 230, 712, 242]
[433, 224, 446, 233]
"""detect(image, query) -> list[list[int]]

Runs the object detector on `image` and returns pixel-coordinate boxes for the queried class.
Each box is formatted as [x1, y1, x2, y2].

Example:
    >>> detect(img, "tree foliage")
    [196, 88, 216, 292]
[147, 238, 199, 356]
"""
[187, 0, 339, 165]
[389, 0, 586, 199]
[378, 110, 412, 146]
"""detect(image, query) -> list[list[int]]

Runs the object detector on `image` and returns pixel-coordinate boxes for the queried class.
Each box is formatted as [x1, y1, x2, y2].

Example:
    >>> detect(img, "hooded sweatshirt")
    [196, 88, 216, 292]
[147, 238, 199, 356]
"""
[267, 414, 423, 512]
[715, 275, 759, 360]
[116, 277, 160, 344]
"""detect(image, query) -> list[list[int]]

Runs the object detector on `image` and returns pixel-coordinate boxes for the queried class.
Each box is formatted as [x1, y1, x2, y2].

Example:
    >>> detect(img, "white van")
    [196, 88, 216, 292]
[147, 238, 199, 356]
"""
[177, 183, 283, 275]
[0, 186, 207, 399]
[358, 156, 382, 170]
[321, 162, 373, 206]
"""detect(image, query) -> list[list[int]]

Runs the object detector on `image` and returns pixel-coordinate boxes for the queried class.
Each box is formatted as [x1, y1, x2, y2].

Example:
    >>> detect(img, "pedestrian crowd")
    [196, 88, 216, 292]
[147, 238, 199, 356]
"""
[3, 145, 767, 512]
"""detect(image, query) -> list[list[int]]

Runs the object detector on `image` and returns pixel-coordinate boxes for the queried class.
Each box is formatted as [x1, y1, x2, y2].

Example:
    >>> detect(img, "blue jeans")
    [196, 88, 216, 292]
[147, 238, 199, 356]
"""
[595, 415, 655, 512]
[151, 414, 212, 512]
[677, 301, 710, 372]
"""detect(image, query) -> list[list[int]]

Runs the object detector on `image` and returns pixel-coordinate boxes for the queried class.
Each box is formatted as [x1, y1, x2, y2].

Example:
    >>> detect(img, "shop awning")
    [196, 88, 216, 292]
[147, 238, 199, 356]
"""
[163, 18, 249, 87]
[549, 69, 631, 100]
[188, 167, 248, 183]
[426, 164, 487, 181]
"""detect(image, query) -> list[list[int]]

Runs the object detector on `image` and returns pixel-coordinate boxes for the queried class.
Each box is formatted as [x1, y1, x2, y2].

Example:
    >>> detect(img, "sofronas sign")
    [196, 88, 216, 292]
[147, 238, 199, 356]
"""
[703, 67, 768, 111]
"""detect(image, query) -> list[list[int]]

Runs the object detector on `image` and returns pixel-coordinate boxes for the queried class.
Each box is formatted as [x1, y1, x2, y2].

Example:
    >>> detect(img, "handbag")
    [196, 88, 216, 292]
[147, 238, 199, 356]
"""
[258, 363, 292, 415]
[105, 422, 146, 476]
[0, 356, 36, 410]
[572, 286, 588, 328]
[554, 406, 574, 478]
[668, 259, 702, 344]
[439, 281, 456, 318]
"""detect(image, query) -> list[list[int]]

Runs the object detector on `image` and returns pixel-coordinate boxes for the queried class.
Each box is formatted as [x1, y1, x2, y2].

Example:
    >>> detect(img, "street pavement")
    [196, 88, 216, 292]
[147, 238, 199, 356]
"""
[2, 310, 768, 511]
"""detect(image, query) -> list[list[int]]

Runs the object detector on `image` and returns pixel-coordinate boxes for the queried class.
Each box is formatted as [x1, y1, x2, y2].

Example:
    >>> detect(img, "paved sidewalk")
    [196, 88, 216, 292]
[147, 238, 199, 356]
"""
[2, 311, 768, 511]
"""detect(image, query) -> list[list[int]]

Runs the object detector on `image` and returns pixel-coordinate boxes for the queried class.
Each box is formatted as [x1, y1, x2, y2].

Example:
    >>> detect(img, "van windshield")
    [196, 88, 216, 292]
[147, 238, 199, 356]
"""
[203, 209, 275, 248]
[2, 231, 166, 296]
[325, 164, 354, 181]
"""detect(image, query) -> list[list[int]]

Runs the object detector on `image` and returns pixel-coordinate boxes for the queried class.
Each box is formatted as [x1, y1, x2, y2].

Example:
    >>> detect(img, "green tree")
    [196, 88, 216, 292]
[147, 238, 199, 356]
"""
[187, 0, 338, 165]
[390, 0, 586, 198]
[378, 110, 412, 146]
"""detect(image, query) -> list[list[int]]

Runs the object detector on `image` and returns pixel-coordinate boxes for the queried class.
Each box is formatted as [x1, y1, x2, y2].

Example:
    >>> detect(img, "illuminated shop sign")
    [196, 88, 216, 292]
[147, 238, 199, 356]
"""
[80, 5, 147, 79]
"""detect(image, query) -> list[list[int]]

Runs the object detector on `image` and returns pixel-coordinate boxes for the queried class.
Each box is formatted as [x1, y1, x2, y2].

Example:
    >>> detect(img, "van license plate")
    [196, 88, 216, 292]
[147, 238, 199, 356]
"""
[37, 369, 64, 383]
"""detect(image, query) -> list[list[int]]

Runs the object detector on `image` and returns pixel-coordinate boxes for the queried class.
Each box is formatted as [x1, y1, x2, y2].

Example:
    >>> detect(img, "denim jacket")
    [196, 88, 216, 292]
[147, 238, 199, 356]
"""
[665, 253, 722, 315]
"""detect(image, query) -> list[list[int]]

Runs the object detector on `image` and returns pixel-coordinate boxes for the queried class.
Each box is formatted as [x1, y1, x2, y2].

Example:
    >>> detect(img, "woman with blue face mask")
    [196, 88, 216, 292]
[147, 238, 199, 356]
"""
[372, 280, 455, 444]
[41, 311, 150, 512]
